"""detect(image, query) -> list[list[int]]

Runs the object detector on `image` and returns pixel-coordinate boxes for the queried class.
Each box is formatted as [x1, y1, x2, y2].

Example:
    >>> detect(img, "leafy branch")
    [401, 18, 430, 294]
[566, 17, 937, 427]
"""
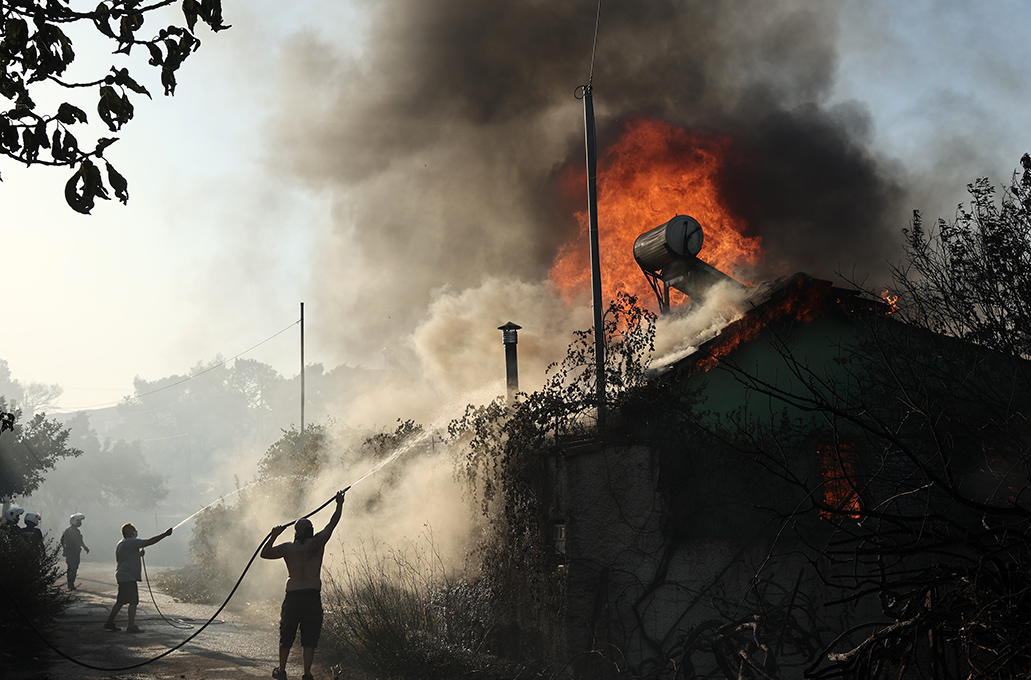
[0, 0, 230, 213]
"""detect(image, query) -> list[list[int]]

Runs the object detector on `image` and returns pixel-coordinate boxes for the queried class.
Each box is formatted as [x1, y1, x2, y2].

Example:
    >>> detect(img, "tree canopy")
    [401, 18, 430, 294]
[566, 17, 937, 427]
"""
[900, 152, 1031, 357]
[0, 0, 229, 213]
[0, 358, 62, 416]
[0, 398, 81, 500]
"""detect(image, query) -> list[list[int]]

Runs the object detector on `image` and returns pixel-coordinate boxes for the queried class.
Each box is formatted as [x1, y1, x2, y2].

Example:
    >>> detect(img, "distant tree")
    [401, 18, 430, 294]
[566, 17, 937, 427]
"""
[257, 423, 325, 483]
[159, 423, 333, 604]
[227, 357, 282, 414]
[0, 359, 62, 417]
[28, 411, 167, 512]
[0, 0, 230, 213]
[17, 381, 63, 416]
[0, 398, 81, 500]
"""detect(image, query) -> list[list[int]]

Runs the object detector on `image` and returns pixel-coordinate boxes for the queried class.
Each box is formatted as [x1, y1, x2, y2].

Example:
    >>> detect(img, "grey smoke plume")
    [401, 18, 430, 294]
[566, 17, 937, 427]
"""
[269, 0, 910, 405]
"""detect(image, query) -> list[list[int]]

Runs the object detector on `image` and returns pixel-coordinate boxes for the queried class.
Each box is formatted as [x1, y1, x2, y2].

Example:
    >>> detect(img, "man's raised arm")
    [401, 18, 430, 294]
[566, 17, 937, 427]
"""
[261, 525, 287, 559]
[143, 527, 172, 547]
[320, 489, 347, 538]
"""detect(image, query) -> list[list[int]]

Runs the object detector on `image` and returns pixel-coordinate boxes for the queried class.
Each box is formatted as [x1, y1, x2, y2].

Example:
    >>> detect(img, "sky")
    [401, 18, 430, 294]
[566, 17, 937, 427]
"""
[3, 0, 1031, 418]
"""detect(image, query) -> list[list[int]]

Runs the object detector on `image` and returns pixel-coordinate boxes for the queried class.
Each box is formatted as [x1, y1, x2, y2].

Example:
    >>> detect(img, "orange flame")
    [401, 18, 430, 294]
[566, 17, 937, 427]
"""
[820, 443, 861, 520]
[879, 289, 899, 314]
[550, 118, 764, 307]
[694, 275, 833, 373]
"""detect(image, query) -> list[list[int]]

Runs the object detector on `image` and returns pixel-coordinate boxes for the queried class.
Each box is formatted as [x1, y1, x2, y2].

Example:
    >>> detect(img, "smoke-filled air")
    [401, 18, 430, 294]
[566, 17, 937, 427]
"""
[3, 0, 1030, 676]
[282, 0, 905, 381]
[0, 0, 1000, 600]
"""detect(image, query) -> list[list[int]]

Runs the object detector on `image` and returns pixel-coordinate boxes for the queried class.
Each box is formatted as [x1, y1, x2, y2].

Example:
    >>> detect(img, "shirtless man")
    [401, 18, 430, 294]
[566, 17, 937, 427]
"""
[260, 489, 346, 680]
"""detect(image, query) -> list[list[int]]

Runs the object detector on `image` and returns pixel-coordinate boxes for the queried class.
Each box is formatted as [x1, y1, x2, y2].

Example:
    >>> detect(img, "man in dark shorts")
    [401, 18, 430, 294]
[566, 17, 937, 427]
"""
[261, 489, 346, 680]
[104, 522, 173, 633]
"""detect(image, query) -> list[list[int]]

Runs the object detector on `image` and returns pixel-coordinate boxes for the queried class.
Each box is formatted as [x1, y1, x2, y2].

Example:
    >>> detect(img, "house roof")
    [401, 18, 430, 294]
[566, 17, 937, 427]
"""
[655, 272, 889, 382]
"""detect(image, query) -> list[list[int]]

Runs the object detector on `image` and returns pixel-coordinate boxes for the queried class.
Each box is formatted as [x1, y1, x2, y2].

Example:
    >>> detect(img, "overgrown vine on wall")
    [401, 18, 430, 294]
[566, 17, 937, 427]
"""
[446, 292, 663, 661]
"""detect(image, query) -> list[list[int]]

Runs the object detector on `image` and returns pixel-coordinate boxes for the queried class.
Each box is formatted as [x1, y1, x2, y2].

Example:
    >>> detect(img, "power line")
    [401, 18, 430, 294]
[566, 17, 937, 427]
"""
[52, 320, 300, 413]
[588, 0, 602, 85]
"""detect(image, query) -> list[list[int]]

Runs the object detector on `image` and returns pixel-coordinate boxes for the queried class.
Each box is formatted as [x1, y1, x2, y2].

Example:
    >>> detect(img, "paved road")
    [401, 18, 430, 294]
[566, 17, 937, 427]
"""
[9, 561, 337, 680]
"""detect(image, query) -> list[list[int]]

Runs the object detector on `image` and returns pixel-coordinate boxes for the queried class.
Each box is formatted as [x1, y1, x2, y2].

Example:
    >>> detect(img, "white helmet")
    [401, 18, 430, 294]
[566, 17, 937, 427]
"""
[24, 512, 40, 526]
[70, 513, 85, 526]
[4, 506, 23, 524]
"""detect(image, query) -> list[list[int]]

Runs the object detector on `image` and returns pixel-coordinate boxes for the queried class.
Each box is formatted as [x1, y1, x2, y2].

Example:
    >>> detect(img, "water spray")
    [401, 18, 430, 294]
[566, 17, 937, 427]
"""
[346, 433, 427, 489]
[172, 480, 261, 531]
[12, 428, 439, 672]
[171, 431, 431, 531]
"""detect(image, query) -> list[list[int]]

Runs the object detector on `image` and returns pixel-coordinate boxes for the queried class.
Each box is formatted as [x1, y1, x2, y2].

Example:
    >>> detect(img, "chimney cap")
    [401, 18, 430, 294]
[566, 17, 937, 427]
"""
[497, 321, 522, 331]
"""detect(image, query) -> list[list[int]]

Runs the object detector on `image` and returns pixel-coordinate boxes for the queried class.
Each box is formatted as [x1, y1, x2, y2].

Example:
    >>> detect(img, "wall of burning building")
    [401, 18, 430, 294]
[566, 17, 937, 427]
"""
[545, 263, 1031, 677]
[547, 278, 891, 676]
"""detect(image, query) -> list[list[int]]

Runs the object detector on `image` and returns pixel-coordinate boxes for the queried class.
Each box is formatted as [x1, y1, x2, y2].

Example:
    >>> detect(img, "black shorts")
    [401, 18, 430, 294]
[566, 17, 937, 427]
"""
[115, 581, 139, 606]
[279, 589, 323, 648]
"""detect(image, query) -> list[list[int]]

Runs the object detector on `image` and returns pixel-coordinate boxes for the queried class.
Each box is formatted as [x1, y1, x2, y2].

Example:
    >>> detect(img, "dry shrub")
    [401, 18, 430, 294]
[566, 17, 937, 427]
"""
[321, 540, 535, 680]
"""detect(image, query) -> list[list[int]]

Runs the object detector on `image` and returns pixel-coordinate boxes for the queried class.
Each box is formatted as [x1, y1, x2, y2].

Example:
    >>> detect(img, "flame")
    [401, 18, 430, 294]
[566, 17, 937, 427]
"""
[820, 443, 861, 520]
[694, 275, 833, 373]
[879, 289, 899, 314]
[550, 118, 763, 307]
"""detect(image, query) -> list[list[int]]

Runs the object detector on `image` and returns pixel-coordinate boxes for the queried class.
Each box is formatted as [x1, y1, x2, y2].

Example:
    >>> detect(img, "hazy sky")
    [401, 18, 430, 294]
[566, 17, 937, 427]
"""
[3, 0, 1030, 414]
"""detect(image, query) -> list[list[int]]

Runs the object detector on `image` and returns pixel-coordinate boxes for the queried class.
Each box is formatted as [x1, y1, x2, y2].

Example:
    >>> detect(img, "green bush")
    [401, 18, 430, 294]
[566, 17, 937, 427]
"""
[157, 425, 329, 604]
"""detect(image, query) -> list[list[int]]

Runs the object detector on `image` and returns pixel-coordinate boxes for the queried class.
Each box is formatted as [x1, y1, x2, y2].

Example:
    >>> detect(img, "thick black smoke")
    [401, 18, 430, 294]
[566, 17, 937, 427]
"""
[270, 0, 906, 372]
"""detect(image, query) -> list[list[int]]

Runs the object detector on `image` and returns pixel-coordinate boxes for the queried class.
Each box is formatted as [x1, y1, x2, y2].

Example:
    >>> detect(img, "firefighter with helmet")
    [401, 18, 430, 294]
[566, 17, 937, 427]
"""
[61, 513, 90, 590]
[20, 511, 43, 546]
[2, 505, 24, 544]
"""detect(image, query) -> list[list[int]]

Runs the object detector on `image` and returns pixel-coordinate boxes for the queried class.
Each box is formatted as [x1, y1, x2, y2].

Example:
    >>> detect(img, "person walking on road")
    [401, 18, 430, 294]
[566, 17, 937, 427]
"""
[104, 522, 172, 633]
[61, 513, 90, 590]
[260, 489, 346, 680]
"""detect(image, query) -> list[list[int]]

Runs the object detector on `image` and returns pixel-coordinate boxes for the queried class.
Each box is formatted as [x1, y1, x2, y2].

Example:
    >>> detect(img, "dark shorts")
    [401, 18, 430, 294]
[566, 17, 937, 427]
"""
[115, 581, 139, 606]
[280, 589, 323, 648]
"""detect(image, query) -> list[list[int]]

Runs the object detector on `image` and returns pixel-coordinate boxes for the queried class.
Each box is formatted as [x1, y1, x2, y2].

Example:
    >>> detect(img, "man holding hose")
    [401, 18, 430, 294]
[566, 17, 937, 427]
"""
[104, 523, 173, 633]
[261, 489, 346, 680]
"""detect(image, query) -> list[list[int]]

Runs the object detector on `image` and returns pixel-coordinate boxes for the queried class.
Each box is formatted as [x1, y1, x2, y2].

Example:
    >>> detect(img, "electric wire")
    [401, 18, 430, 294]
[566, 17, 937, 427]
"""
[52, 319, 300, 413]
[588, 0, 602, 86]
[575, 0, 603, 101]
[128, 320, 300, 402]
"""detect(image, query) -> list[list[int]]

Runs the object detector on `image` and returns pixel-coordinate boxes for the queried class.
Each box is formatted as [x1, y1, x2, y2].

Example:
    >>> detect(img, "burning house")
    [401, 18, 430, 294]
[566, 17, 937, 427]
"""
[540, 216, 1031, 678]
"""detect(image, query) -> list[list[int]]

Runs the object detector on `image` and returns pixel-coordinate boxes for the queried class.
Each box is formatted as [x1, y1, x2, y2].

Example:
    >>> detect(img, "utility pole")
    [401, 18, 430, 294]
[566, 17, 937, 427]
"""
[582, 83, 606, 431]
[300, 302, 305, 444]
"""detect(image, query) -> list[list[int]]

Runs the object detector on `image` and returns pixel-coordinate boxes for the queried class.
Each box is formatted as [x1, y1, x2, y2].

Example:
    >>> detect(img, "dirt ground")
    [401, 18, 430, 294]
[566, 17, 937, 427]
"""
[6, 561, 349, 680]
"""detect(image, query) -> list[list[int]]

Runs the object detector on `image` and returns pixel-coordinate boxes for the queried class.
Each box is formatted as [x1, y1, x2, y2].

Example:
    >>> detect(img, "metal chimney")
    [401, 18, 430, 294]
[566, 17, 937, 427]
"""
[498, 322, 522, 403]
